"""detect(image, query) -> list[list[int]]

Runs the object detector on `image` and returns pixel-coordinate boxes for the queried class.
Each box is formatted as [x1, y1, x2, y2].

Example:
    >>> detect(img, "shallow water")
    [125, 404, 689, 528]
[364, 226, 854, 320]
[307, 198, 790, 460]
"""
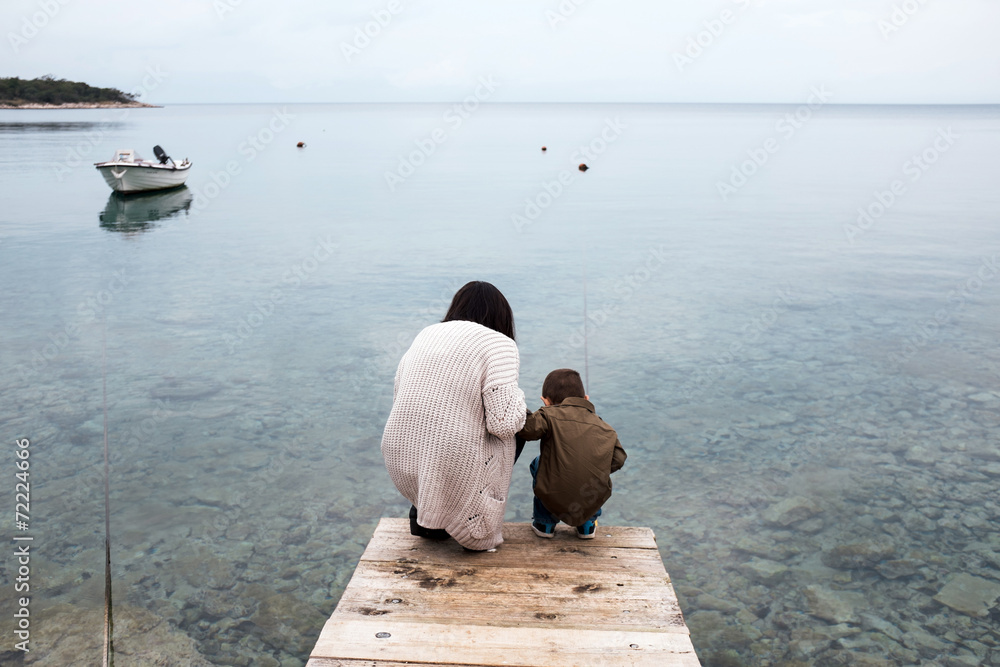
[1, 103, 999, 665]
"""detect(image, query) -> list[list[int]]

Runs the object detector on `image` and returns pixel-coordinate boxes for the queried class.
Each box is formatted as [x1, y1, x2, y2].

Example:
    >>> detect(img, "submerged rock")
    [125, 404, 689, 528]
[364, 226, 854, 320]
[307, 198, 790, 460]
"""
[186, 588, 255, 622]
[761, 496, 823, 527]
[966, 445, 1000, 462]
[901, 628, 950, 654]
[877, 558, 923, 580]
[821, 541, 895, 570]
[806, 622, 861, 641]
[961, 512, 989, 530]
[980, 462, 1000, 477]
[796, 517, 825, 534]
[696, 593, 740, 614]
[733, 536, 800, 561]
[740, 558, 789, 586]
[904, 445, 940, 466]
[902, 511, 937, 533]
[933, 573, 1000, 617]
[802, 585, 865, 624]
[859, 612, 903, 641]
[788, 638, 831, 658]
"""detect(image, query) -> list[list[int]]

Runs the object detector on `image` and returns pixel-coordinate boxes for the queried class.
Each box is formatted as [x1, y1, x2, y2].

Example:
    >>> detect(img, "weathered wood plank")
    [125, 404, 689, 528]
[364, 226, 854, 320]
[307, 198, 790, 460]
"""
[360, 539, 668, 576]
[334, 561, 687, 632]
[310, 618, 701, 667]
[335, 591, 685, 632]
[346, 559, 678, 601]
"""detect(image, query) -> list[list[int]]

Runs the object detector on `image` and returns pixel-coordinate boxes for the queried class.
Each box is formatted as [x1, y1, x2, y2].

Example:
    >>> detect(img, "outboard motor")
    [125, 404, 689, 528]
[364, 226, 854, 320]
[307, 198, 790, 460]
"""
[153, 145, 172, 165]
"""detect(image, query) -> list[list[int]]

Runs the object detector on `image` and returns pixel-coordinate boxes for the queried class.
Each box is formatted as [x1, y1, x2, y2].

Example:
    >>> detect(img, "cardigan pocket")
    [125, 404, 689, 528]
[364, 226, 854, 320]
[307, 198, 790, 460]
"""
[466, 491, 506, 540]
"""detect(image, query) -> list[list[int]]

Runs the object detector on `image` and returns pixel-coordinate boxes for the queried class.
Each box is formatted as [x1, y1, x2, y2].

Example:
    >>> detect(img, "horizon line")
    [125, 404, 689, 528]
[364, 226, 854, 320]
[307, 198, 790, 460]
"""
[133, 101, 1000, 107]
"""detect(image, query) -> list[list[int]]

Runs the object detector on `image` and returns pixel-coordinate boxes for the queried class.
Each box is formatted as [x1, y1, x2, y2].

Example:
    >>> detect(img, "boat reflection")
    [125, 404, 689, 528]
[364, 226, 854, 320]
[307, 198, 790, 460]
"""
[99, 186, 193, 234]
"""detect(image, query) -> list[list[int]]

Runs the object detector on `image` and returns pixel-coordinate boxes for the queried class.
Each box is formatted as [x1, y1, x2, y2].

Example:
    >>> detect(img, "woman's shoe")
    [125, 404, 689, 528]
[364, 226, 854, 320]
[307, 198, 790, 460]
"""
[409, 505, 450, 540]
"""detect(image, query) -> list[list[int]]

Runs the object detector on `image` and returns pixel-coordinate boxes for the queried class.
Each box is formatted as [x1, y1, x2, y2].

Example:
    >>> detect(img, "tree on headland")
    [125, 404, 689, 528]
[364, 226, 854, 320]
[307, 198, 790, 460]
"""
[0, 75, 138, 106]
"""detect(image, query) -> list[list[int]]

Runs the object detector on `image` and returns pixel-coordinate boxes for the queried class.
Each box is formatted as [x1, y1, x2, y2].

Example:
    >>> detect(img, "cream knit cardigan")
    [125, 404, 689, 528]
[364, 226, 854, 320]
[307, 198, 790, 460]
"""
[382, 320, 527, 550]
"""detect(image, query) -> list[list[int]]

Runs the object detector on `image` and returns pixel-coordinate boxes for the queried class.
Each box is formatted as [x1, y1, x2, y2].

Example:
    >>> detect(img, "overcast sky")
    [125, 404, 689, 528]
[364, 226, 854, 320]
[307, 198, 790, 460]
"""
[4, 0, 998, 104]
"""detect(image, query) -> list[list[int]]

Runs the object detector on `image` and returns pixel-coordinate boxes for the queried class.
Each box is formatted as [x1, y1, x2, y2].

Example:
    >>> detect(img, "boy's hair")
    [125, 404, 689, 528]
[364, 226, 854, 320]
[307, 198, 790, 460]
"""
[542, 369, 586, 405]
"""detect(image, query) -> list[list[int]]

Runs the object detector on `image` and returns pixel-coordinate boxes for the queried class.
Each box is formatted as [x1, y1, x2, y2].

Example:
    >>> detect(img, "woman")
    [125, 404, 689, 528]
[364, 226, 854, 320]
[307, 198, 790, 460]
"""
[381, 281, 527, 551]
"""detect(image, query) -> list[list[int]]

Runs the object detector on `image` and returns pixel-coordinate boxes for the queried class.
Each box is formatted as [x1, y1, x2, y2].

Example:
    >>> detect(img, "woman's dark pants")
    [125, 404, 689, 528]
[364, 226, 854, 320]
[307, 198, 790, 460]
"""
[409, 505, 450, 539]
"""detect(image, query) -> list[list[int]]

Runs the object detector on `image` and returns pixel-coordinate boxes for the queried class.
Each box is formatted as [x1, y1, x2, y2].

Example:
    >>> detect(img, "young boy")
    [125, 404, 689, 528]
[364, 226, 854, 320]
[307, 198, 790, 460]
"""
[517, 369, 626, 539]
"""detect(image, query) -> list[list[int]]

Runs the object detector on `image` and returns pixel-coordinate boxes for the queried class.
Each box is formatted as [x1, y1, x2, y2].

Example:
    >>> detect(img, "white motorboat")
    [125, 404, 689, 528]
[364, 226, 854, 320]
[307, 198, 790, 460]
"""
[95, 146, 191, 194]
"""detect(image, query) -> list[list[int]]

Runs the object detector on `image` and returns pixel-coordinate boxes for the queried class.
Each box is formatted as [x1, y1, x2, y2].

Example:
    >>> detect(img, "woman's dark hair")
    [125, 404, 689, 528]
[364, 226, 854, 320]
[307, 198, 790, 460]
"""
[442, 281, 516, 340]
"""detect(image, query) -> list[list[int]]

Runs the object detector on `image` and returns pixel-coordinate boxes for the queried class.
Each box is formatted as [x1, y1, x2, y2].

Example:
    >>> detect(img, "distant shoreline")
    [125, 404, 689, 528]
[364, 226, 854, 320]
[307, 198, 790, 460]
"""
[0, 102, 160, 110]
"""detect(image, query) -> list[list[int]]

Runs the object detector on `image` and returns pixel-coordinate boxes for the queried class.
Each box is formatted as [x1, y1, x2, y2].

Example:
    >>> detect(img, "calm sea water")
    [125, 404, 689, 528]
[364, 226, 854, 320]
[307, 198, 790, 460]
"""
[1, 103, 999, 666]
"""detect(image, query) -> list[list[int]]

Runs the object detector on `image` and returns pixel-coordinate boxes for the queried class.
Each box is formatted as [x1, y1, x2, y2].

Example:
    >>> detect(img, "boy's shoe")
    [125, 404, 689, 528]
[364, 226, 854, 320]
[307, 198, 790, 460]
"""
[576, 519, 598, 539]
[531, 521, 555, 539]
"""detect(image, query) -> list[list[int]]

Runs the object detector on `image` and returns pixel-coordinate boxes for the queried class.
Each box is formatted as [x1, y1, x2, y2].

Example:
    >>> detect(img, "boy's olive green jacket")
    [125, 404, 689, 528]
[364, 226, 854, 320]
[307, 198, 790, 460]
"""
[517, 397, 626, 526]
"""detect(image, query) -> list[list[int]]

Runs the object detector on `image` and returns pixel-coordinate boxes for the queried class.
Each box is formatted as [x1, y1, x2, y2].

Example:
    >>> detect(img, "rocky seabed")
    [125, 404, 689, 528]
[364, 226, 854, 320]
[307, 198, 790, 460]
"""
[1, 349, 998, 666]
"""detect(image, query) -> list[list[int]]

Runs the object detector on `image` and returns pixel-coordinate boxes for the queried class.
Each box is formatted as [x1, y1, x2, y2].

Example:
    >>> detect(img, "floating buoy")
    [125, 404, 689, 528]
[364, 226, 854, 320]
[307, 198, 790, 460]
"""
[578, 163, 589, 172]
[541, 146, 547, 152]
[297, 141, 306, 148]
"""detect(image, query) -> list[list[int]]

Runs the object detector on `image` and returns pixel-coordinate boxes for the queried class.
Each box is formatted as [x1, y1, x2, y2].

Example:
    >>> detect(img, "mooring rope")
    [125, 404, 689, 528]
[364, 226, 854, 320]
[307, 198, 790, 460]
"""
[102, 323, 115, 667]
[582, 245, 589, 393]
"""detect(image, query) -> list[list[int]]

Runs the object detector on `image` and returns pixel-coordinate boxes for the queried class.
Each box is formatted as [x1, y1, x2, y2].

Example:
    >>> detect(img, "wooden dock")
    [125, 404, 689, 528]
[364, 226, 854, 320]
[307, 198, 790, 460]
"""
[307, 518, 700, 667]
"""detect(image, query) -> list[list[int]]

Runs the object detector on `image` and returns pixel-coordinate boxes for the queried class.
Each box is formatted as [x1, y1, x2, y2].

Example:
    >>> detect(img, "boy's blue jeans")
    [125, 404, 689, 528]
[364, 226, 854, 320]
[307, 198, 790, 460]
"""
[529, 456, 601, 527]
